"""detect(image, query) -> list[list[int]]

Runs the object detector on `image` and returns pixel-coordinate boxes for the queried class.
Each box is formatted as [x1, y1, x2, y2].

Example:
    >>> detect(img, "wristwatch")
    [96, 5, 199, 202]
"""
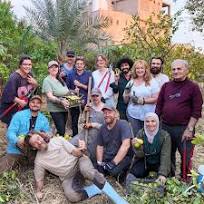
[187, 126, 194, 132]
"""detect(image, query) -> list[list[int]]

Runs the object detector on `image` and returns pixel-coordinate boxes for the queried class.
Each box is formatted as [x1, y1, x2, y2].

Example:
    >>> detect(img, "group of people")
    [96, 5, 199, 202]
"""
[0, 51, 203, 203]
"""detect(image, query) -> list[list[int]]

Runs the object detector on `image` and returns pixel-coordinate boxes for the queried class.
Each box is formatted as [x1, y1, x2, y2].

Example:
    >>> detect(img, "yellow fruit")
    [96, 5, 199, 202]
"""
[137, 139, 143, 145]
[134, 142, 141, 149]
[64, 134, 72, 141]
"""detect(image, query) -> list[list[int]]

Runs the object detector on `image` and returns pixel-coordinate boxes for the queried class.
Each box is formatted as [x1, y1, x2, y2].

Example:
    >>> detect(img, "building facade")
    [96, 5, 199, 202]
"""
[84, 0, 171, 44]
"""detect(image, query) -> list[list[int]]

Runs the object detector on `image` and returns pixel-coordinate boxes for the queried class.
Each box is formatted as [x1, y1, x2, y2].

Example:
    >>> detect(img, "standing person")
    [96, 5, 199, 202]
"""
[0, 95, 50, 174]
[156, 59, 203, 180]
[92, 55, 115, 106]
[0, 56, 38, 126]
[110, 57, 133, 120]
[29, 133, 128, 204]
[70, 88, 105, 165]
[150, 57, 169, 88]
[126, 113, 171, 191]
[123, 60, 160, 136]
[96, 104, 133, 179]
[60, 50, 76, 78]
[42, 60, 69, 136]
[66, 56, 92, 136]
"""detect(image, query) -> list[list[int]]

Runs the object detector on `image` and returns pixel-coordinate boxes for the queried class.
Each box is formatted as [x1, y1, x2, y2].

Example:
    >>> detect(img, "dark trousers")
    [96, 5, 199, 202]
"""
[50, 112, 68, 136]
[130, 159, 159, 178]
[70, 107, 80, 136]
[162, 123, 194, 178]
[127, 114, 144, 137]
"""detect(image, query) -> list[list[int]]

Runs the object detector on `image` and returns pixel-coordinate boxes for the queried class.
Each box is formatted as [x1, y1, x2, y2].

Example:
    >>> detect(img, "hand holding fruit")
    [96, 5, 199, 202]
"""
[132, 138, 143, 149]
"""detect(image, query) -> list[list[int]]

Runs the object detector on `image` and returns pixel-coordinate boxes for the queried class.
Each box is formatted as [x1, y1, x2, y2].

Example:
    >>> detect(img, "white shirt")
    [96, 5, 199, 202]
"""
[127, 78, 160, 121]
[92, 69, 115, 106]
[152, 73, 169, 89]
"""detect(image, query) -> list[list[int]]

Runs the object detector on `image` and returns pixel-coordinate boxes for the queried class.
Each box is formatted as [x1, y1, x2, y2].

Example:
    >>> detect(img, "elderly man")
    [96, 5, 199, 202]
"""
[96, 104, 133, 179]
[156, 59, 203, 180]
[150, 57, 169, 89]
[27, 133, 128, 204]
[0, 95, 50, 174]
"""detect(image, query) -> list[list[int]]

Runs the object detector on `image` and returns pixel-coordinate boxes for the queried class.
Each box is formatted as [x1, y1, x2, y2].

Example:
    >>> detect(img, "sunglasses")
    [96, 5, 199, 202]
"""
[91, 95, 99, 97]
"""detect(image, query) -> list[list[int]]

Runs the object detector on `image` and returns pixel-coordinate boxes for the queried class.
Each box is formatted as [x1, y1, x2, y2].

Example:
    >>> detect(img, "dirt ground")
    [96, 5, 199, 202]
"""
[0, 112, 204, 204]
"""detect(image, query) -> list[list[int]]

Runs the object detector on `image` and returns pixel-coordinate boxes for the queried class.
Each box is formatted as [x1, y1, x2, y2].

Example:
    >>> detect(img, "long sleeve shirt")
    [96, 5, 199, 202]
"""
[156, 79, 203, 126]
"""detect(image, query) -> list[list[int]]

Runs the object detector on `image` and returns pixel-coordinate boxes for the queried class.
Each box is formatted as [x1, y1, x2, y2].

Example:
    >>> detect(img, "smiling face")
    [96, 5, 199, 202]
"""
[91, 94, 101, 105]
[96, 56, 107, 69]
[75, 59, 85, 72]
[135, 64, 146, 78]
[171, 63, 188, 81]
[103, 109, 116, 125]
[48, 65, 59, 77]
[29, 98, 42, 113]
[29, 133, 48, 151]
[145, 116, 158, 133]
[19, 59, 32, 75]
[120, 62, 130, 74]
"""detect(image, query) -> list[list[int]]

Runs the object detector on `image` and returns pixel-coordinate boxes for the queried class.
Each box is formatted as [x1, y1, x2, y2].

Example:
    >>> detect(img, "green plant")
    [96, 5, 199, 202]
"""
[0, 171, 22, 203]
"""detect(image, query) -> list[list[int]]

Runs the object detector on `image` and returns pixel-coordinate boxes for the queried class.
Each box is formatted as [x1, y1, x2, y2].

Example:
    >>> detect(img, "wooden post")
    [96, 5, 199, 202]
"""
[85, 76, 92, 144]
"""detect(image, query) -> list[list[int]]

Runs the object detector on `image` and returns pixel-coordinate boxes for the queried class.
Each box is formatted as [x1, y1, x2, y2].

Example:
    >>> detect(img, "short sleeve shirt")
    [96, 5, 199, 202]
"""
[42, 75, 69, 112]
[97, 120, 133, 161]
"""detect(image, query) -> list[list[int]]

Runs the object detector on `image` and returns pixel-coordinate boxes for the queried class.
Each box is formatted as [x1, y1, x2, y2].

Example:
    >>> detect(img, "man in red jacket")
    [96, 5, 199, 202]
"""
[156, 59, 203, 181]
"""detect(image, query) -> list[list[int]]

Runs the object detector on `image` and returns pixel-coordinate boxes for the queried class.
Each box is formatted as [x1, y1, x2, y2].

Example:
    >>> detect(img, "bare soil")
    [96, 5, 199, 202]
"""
[0, 110, 203, 204]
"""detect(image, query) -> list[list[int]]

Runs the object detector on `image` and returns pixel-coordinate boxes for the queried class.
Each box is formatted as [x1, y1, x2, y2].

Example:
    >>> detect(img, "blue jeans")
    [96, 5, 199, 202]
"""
[50, 112, 68, 136]
[127, 114, 144, 137]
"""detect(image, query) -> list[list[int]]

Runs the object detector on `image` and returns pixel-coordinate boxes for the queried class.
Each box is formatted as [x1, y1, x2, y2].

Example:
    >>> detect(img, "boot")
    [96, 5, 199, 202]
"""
[102, 181, 129, 204]
[84, 184, 102, 198]
[125, 173, 137, 194]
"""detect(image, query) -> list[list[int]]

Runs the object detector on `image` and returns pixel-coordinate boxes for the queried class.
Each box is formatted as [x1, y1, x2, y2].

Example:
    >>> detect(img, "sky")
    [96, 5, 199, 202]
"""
[9, 0, 204, 51]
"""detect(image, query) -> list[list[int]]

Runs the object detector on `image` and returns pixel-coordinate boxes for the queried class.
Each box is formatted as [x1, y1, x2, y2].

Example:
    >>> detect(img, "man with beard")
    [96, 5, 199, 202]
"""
[0, 95, 50, 174]
[110, 57, 133, 120]
[29, 133, 128, 203]
[96, 104, 133, 179]
[150, 57, 169, 89]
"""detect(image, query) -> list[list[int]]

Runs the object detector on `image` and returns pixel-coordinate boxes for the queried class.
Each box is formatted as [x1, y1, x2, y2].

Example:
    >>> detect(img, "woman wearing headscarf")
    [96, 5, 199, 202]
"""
[110, 57, 133, 120]
[126, 112, 171, 188]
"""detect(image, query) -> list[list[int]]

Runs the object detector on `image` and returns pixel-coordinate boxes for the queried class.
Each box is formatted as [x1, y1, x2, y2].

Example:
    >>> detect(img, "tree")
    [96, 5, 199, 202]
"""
[123, 12, 179, 61]
[24, 0, 110, 55]
[102, 12, 204, 81]
[0, 1, 57, 85]
[185, 0, 204, 32]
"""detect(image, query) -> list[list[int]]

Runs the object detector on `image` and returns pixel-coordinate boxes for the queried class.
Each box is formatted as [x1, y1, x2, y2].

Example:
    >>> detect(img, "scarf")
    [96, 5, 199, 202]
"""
[144, 112, 159, 144]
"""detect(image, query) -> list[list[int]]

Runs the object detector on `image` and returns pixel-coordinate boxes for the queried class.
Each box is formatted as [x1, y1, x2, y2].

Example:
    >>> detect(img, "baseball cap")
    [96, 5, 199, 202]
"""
[30, 95, 42, 103]
[91, 88, 102, 96]
[66, 50, 75, 57]
[48, 60, 59, 68]
[102, 104, 117, 112]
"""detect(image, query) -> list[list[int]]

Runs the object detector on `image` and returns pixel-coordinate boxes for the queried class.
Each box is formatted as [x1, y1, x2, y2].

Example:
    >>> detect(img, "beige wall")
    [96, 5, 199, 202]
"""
[112, 0, 138, 16]
[89, 0, 167, 44]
